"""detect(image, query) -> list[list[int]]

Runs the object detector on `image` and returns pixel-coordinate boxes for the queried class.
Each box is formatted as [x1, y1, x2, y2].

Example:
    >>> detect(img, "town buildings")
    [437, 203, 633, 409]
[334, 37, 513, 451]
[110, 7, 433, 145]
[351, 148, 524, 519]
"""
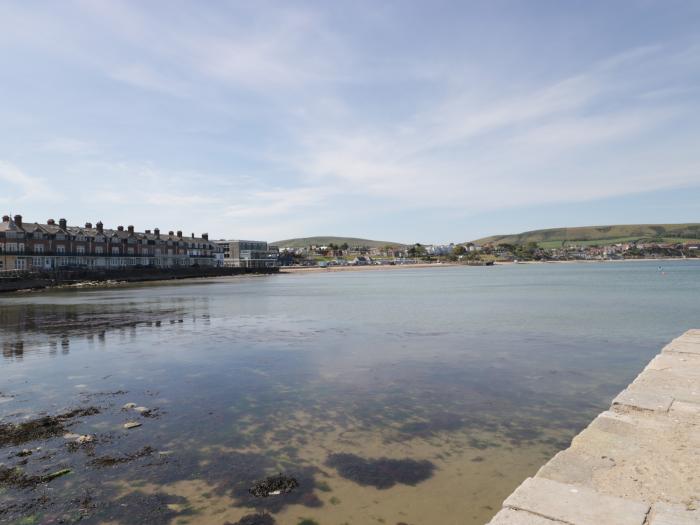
[214, 239, 279, 268]
[0, 214, 222, 272]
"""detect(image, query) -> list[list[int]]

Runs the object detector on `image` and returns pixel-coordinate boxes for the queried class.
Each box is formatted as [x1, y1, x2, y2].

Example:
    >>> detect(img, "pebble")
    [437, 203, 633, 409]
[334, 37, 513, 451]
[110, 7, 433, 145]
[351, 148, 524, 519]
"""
[76, 434, 94, 444]
[122, 402, 137, 409]
[134, 406, 149, 413]
[63, 433, 81, 440]
[124, 421, 142, 429]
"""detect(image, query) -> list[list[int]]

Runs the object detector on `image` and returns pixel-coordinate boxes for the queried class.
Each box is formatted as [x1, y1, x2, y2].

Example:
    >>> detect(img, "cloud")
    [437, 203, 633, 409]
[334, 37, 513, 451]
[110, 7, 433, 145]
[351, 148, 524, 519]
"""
[0, 160, 55, 201]
[108, 64, 190, 98]
[42, 138, 99, 155]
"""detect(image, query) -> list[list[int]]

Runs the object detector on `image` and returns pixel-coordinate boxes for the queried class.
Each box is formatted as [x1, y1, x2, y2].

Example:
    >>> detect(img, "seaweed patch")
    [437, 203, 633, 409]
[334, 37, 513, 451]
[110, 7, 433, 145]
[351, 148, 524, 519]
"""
[326, 453, 435, 489]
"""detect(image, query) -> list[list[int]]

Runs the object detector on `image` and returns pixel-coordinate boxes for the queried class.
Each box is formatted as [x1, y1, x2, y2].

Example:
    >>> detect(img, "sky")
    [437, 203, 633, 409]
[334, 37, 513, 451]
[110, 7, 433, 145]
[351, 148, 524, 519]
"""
[1, 1, 699, 244]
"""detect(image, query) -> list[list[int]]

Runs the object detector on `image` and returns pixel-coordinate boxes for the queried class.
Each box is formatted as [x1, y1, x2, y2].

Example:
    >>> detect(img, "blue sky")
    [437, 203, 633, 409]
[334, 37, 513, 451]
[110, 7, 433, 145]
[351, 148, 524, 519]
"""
[1, 1, 699, 243]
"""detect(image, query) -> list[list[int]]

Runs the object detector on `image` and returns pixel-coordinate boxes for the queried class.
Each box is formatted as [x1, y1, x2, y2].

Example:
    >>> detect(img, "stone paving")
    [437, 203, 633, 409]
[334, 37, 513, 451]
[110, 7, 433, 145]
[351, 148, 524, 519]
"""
[487, 330, 700, 525]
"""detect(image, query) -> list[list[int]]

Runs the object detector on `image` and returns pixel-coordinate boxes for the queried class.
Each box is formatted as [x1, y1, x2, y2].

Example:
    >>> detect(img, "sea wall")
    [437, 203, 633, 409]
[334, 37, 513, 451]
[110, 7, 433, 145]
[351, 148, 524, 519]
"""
[487, 329, 700, 525]
[0, 267, 278, 292]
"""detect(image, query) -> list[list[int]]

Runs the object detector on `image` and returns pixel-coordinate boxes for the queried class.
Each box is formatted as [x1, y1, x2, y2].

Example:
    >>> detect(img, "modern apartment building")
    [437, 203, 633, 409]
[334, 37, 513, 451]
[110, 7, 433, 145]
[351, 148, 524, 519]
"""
[0, 214, 222, 272]
[214, 239, 279, 268]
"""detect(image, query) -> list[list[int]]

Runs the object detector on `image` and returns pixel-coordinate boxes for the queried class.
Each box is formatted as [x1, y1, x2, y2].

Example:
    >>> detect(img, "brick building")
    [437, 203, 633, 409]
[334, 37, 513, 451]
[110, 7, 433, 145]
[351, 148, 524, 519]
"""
[0, 214, 222, 272]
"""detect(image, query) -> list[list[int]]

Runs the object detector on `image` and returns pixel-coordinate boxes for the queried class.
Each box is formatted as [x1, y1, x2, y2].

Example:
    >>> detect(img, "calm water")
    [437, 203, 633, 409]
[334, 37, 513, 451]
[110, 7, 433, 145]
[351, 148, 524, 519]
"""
[1, 261, 699, 525]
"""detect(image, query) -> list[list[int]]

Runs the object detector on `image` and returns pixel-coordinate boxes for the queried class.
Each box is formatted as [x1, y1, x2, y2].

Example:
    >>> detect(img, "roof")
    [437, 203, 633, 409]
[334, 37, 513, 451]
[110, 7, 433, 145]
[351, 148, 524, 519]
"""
[0, 216, 213, 244]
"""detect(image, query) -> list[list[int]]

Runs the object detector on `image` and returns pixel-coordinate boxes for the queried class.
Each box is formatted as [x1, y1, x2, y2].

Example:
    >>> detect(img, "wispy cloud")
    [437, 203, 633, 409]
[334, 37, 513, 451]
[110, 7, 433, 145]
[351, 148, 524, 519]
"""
[0, 160, 55, 202]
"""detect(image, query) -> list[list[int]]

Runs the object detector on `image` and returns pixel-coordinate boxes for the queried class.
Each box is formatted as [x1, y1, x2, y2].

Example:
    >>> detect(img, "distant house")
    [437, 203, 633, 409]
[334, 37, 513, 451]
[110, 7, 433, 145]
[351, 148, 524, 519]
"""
[351, 256, 371, 266]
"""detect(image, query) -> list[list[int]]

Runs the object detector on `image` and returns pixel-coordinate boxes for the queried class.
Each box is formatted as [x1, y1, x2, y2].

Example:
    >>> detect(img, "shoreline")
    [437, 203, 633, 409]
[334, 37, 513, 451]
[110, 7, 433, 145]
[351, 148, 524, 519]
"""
[280, 257, 696, 274]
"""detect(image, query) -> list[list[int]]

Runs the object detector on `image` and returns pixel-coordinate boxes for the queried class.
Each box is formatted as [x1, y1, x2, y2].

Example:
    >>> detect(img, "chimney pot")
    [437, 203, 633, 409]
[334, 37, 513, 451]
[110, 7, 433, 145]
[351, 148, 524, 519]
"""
[2, 215, 9, 222]
[202, 233, 208, 240]
[168, 230, 174, 236]
[154, 228, 160, 237]
[96, 221, 103, 233]
[47, 218, 55, 225]
[58, 218, 66, 229]
[177, 230, 182, 238]
[117, 225, 124, 231]
[145, 229, 151, 234]
[128, 225, 134, 233]
[85, 222, 92, 228]
[14, 214, 22, 227]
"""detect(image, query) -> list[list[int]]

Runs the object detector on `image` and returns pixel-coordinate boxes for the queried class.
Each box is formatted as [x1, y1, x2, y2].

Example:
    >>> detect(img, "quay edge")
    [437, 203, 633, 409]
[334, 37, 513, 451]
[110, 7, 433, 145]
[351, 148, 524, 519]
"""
[487, 329, 700, 525]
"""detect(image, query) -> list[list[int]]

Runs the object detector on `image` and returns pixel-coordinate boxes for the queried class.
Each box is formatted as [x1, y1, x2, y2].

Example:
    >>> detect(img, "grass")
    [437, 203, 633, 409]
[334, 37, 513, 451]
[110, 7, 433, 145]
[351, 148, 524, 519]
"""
[473, 223, 700, 247]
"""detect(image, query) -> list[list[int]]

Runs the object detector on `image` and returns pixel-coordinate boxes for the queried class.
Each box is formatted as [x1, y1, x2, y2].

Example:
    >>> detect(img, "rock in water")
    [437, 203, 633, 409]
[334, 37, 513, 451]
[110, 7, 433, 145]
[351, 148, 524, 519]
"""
[123, 421, 142, 429]
[249, 474, 299, 497]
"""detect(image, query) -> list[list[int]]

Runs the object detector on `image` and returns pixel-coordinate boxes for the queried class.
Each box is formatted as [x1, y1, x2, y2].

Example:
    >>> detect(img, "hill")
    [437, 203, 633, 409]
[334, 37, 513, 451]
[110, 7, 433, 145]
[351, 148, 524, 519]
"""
[473, 223, 700, 248]
[272, 236, 406, 249]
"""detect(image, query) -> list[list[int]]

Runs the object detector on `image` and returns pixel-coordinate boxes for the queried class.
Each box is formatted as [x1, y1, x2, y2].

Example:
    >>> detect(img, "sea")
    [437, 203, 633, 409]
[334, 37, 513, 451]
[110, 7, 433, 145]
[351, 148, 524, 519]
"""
[1, 260, 699, 525]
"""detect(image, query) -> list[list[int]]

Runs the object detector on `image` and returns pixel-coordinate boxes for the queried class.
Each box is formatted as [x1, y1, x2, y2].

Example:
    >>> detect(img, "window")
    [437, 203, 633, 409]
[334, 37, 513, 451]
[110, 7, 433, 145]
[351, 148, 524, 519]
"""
[77, 246, 85, 254]
[95, 246, 103, 254]
[127, 247, 134, 255]
[56, 245, 66, 254]
[34, 245, 44, 253]
[6, 242, 17, 252]
[111, 247, 119, 255]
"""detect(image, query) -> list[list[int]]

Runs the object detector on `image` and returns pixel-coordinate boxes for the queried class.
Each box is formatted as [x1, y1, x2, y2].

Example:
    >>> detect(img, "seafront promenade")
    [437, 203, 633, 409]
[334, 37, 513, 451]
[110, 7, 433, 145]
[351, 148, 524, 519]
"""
[488, 329, 700, 525]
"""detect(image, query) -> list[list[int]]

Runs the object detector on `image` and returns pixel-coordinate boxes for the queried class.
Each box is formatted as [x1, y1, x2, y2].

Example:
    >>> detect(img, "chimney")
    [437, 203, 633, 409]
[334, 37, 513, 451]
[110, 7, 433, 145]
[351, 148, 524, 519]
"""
[154, 228, 160, 237]
[47, 218, 55, 225]
[117, 225, 124, 231]
[128, 225, 134, 234]
[191, 232, 195, 238]
[96, 221, 103, 233]
[14, 214, 22, 227]
[202, 233, 208, 240]
[2, 215, 9, 222]
[176, 230, 182, 238]
[145, 229, 151, 234]
[168, 230, 174, 236]
[58, 218, 66, 229]
[85, 222, 93, 228]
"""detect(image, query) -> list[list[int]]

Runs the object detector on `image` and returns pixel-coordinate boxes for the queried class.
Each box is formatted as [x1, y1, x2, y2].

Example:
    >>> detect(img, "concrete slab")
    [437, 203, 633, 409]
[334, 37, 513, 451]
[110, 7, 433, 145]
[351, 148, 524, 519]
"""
[502, 477, 649, 525]
[487, 508, 565, 524]
[649, 502, 700, 525]
[664, 342, 700, 355]
[612, 388, 672, 412]
[669, 400, 700, 417]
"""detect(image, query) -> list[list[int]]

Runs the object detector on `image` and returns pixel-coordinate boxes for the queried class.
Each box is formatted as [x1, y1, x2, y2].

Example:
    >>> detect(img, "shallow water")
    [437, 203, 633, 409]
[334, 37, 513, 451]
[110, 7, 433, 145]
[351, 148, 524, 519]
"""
[1, 261, 699, 525]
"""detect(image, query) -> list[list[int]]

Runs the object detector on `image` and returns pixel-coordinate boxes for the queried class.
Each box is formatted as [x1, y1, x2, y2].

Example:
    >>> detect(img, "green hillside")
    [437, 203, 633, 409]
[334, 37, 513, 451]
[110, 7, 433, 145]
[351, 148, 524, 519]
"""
[272, 236, 406, 249]
[473, 223, 700, 248]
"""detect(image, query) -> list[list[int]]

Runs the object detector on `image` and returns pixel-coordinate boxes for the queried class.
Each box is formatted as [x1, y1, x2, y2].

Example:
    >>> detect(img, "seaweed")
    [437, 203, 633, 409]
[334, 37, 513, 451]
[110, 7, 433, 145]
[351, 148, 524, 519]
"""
[0, 407, 100, 447]
[88, 446, 155, 468]
[249, 474, 299, 497]
[226, 513, 276, 525]
[326, 453, 435, 489]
